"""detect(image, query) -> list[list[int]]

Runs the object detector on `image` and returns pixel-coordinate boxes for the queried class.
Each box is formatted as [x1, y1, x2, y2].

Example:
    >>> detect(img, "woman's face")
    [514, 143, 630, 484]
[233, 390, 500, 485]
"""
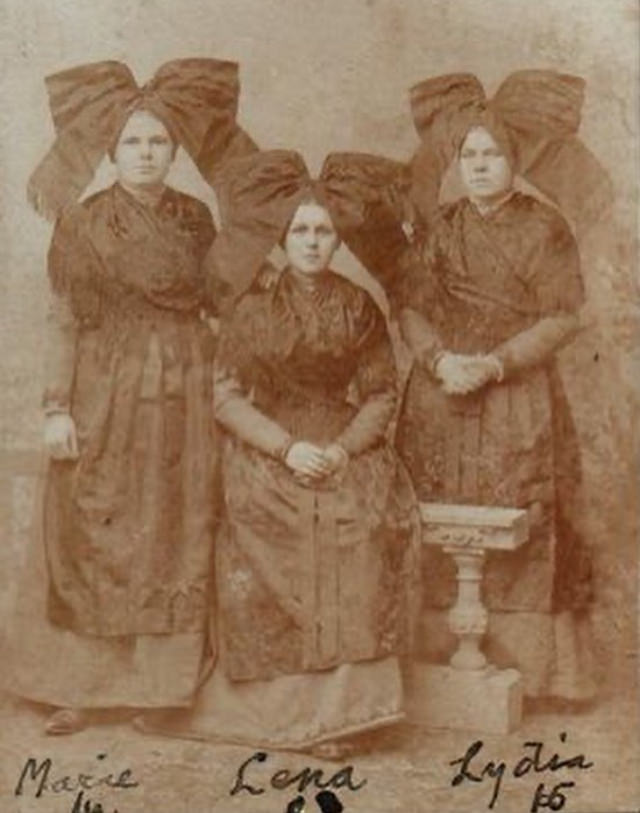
[459, 126, 514, 203]
[284, 202, 340, 275]
[113, 110, 175, 188]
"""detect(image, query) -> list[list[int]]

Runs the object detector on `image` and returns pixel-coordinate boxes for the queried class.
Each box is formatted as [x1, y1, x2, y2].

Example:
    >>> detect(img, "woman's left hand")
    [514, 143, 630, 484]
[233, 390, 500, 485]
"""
[322, 443, 349, 475]
[202, 311, 220, 336]
[461, 355, 503, 392]
[285, 441, 332, 480]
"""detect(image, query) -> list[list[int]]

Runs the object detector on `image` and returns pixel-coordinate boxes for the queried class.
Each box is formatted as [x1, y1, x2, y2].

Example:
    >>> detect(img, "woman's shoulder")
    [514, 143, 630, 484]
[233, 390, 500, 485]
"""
[407, 200, 465, 260]
[163, 187, 214, 222]
[56, 186, 118, 232]
[229, 274, 273, 318]
[326, 272, 387, 333]
[52, 190, 110, 241]
[218, 282, 273, 347]
[421, 199, 467, 243]
[509, 192, 573, 236]
[79, 187, 111, 209]
[62, 188, 110, 219]
[438, 198, 467, 221]
[327, 271, 380, 310]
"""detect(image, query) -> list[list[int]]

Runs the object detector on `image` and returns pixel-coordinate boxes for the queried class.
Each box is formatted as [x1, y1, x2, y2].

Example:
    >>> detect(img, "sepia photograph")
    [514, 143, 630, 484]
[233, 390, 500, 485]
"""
[0, 1, 638, 811]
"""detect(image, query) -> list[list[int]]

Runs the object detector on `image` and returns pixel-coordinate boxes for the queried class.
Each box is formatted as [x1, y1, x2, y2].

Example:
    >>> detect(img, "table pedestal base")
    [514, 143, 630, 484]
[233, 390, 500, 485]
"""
[407, 663, 523, 734]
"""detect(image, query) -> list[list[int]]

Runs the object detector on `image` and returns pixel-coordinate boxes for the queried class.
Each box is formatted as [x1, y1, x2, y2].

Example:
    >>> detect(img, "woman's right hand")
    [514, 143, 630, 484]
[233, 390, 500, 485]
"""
[44, 413, 79, 460]
[435, 353, 475, 394]
[284, 441, 331, 480]
[435, 352, 495, 395]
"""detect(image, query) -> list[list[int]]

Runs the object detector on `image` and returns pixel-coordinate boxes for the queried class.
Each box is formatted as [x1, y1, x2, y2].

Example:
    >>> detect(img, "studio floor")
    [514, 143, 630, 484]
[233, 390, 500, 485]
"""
[0, 683, 637, 813]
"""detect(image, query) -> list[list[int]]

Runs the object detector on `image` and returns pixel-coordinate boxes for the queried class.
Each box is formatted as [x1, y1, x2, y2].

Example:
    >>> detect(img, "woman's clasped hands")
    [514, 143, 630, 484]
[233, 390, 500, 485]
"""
[284, 441, 348, 483]
[434, 351, 503, 396]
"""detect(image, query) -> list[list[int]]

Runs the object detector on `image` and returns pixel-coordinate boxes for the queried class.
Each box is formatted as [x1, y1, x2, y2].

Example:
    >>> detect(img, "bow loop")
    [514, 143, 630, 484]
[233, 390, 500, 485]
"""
[492, 70, 585, 141]
[44, 60, 137, 133]
[205, 150, 312, 300]
[143, 58, 246, 179]
[320, 152, 410, 286]
[321, 151, 407, 226]
[215, 149, 311, 232]
[409, 73, 485, 141]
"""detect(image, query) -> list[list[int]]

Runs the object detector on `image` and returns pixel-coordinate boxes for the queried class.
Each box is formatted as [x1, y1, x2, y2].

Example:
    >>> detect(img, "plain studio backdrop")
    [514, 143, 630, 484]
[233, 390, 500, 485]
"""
[0, 0, 637, 697]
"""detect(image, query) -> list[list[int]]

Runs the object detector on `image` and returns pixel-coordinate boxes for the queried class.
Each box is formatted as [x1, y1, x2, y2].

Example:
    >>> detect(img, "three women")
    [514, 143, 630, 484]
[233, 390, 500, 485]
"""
[6, 62, 610, 743]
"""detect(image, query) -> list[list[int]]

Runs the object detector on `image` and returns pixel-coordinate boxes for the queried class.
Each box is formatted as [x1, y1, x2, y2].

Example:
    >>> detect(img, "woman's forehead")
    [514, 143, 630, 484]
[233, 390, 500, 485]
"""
[118, 109, 170, 140]
[461, 125, 500, 151]
[289, 201, 334, 227]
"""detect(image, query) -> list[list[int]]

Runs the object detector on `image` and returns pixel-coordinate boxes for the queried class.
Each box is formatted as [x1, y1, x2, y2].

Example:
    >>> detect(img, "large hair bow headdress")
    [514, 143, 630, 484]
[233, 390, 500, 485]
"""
[28, 58, 257, 220]
[408, 69, 613, 229]
[209, 149, 411, 299]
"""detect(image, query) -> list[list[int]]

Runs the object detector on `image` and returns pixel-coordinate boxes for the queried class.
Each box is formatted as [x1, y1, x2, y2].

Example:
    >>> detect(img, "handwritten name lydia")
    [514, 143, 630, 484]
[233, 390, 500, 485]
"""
[450, 732, 594, 811]
[14, 753, 139, 813]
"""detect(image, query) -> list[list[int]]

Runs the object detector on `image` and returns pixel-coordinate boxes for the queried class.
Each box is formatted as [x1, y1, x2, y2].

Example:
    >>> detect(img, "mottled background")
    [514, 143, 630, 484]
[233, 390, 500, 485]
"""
[0, 1, 637, 810]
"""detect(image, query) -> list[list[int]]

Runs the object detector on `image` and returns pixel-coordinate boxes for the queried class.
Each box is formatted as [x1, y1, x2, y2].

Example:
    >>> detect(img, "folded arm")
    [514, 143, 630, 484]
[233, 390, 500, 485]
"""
[213, 364, 292, 459]
[490, 208, 585, 378]
[398, 306, 445, 375]
[334, 317, 398, 456]
[491, 312, 581, 379]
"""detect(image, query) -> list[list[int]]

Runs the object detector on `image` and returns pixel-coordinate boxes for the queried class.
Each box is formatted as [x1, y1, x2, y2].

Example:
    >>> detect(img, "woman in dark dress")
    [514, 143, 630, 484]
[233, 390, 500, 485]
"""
[4, 59, 255, 734]
[142, 150, 420, 757]
[393, 71, 613, 705]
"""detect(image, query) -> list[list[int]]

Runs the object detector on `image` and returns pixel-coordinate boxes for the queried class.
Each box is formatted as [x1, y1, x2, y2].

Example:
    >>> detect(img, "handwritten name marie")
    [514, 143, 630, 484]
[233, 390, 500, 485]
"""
[14, 754, 139, 812]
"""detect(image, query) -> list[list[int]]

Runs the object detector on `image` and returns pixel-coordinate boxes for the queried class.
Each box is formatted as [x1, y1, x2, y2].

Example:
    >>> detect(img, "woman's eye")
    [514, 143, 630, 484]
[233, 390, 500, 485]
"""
[461, 150, 474, 159]
[122, 137, 140, 145]
[151, 137, 169, 146]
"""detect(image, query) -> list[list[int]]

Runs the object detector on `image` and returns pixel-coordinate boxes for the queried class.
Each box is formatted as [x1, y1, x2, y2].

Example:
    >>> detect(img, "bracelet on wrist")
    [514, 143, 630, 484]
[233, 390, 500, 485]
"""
[430, 350, 446, 377]
[488, 355, 505, 383]
[275, 436, 295, 464]
[42, 387, 70, 415]
[43, 406, 70, 418]
[332, 443, 350, 466]
[43, 398, 70, 418]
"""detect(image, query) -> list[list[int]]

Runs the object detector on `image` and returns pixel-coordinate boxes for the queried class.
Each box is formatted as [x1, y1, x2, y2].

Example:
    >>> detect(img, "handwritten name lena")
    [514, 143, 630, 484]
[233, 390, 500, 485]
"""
[14, 753, 138, 812]
[450, 732, 593, 811]
[231, 751, 366, 797]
